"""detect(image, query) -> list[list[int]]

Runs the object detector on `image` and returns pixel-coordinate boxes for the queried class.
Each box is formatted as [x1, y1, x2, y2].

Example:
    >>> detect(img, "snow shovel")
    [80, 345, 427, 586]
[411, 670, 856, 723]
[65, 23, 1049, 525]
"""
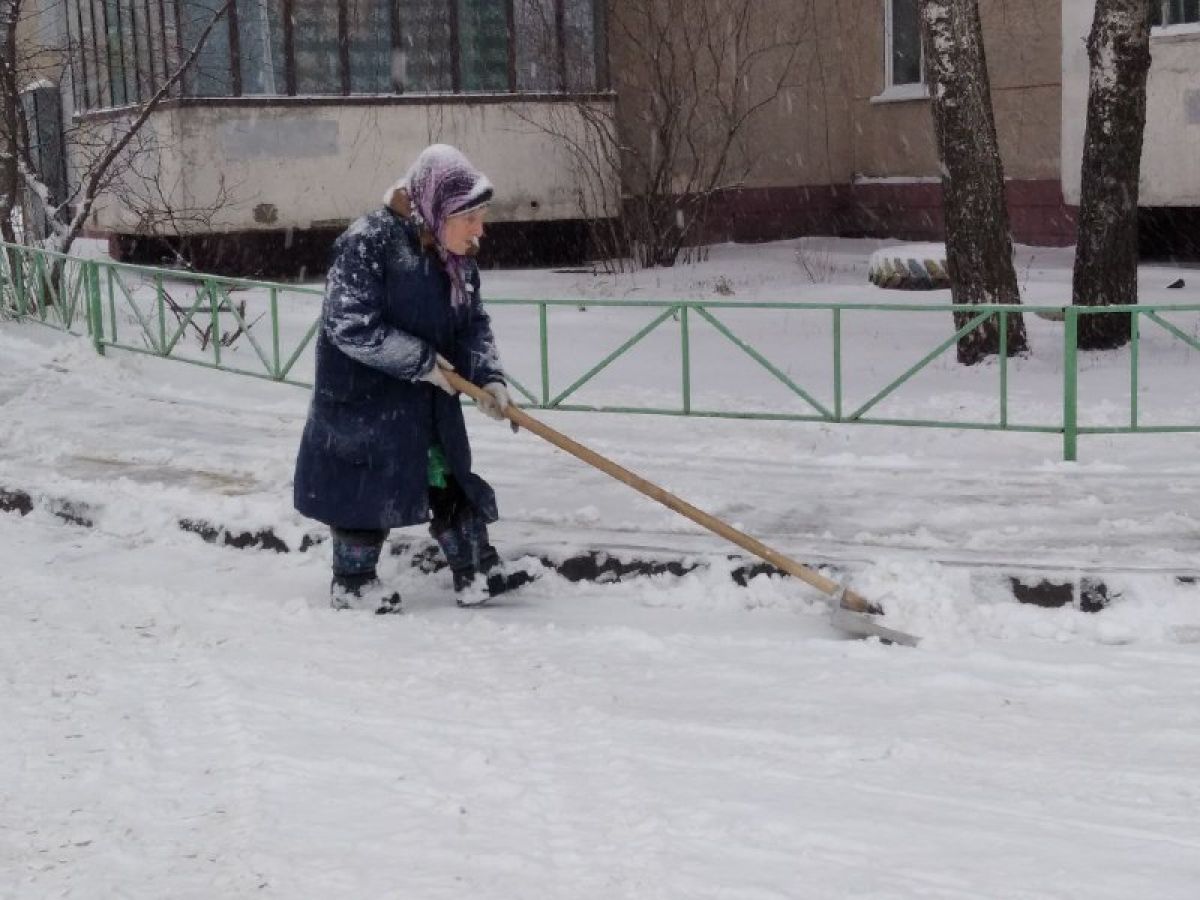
[446, 371, 918, 647]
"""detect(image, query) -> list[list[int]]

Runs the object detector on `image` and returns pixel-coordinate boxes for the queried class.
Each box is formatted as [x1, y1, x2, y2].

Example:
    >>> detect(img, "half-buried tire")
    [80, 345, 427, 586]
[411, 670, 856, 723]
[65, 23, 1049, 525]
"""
[868, 243, 950, 290]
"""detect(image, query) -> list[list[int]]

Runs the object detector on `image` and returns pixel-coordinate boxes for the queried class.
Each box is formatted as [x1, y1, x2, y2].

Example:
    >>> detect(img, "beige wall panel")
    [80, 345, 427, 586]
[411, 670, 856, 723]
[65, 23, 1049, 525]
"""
[734, 52, 855, 187]
[608, 0, 854, 191]
[993, 84, 1061, 180]
[735, 0, 855, 187]
[1062, 2, 1200, 206]
[85, 100, 619, 234]
[849, 0, 1061, 181]
[850, 100, 939, 178]
[980, 0, 1062, 89]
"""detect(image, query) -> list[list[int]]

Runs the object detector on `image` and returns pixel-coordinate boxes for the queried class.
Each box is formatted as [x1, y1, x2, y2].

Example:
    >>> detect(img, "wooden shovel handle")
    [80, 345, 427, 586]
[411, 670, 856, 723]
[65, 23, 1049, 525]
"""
[446, 369, 876, 614]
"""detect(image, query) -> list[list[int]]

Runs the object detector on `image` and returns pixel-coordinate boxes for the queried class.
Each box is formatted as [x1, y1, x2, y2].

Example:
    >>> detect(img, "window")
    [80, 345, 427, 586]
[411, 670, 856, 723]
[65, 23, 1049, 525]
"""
[1151, 1, 1200, 26]
[67, 0, 604, 109]
[103, 0, 130, 104]
[886, 0, 923, 90]
[458, 0, 510, 93]
[66, 0, 212, 106]
[561, 0, 596, 93]
[71, 0, 100, 108]
[513, 0, 596, 92]
[21, 84, 69, 208]
[347, 0, 394, 93]
[181, 0, 234, 98]
[396, 0, 454, 92]
[515, 0, 557, 91]
[291, 0, 340, 94]
[237, 0, 286, 95]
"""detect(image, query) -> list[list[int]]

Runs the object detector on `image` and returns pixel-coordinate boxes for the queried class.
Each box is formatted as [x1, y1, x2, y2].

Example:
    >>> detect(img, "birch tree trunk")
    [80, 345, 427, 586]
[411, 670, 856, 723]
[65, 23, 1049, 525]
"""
[1071, 0, 1151, 350]
[920, 0, 1027, 366]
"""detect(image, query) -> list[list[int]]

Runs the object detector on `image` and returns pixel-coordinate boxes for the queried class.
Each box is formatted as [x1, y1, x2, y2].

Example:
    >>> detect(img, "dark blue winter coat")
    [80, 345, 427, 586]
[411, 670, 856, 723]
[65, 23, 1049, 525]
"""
[293, 208, 504, 530]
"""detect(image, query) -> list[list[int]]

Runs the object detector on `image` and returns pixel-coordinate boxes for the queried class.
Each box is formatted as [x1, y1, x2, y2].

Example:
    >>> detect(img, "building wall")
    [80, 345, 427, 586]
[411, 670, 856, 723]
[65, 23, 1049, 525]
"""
[847, 0, 1061, 181]
[722, 0, 860, 244]
[840, 0, 1072, 245]
[605, 0, 855, 244]
[86, 98, 619, 235]
[63, 1, 1177, 266]
[1062, 4, 1200, 207]
[723, 0, 856, 189]
[607, 0, 1072, 246]
[608, 0, 1067, 191]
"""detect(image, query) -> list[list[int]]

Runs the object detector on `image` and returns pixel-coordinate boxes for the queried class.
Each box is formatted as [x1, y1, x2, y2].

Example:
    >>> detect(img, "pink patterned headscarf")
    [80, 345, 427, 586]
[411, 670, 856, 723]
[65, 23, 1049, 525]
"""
[391, 144, 493, 308]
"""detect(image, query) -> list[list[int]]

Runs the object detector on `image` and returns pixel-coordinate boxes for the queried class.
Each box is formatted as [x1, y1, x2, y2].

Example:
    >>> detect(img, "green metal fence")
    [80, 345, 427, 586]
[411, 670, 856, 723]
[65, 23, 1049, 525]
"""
[3, 240, 1198, 461]
[0, 242, 323, 385]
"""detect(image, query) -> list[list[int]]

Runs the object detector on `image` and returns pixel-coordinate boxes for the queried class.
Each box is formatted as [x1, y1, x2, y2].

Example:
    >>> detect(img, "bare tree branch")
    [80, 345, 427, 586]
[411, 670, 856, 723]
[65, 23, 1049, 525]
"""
[52, 0, 236, 255]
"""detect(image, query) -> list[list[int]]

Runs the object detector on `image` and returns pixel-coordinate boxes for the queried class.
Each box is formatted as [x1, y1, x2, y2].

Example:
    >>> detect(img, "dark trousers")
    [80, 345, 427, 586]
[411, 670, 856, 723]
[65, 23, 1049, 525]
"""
[329, 477, 496, 584]
[429, 476, 499, 582]
[330, 527, 388, 578]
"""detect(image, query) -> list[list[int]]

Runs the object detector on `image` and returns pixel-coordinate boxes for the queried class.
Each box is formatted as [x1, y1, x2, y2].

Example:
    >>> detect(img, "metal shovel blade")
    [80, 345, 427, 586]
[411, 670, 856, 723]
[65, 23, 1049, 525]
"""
[830, 594, 920, 647]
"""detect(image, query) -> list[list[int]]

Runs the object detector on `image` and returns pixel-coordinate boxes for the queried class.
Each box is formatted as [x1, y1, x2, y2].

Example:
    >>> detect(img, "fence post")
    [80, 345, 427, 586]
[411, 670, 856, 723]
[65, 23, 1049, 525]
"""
[1062, 306, 1078, 461]
[0, 245, 18, 316]
[11, 246, 26, 316]
[208, 282, 222, 366]
[86, 261, 105, 356]
[270, 287, 281, 378]
[998, 309, 1008, 428]
[680, 305, 691, 414]
[832, 307, 842, 420]
[539, 302, 549, 406]
[1129, 309, 1139, 430]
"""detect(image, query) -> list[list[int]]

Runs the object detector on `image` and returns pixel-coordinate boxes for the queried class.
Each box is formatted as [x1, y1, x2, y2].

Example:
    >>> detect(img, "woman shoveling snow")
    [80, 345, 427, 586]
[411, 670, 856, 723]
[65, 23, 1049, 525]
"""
[294, 144, 520, 613]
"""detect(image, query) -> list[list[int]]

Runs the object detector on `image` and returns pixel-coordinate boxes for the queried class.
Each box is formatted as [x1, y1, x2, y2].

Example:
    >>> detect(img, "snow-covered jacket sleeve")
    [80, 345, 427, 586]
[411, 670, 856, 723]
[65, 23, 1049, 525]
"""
[322, 220, 434, 380]
[461, 266, 505, 386]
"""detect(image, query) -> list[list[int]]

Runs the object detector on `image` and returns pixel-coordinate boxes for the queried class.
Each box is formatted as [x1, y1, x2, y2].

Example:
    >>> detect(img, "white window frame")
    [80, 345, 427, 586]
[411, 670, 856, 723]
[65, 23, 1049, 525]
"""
[1151, 1, 1200, 41]
[872, 0, 928, 104]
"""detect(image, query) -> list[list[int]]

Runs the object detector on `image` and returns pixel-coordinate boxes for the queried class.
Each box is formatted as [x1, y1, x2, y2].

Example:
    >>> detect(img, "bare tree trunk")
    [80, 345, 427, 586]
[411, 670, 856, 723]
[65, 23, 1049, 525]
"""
[0, 0, 20, 245]
[920, 0, 1027, 366]
[52, 0, 234, 259]
[1071, 0, 1151, 350]
[0, 0, 23, 296]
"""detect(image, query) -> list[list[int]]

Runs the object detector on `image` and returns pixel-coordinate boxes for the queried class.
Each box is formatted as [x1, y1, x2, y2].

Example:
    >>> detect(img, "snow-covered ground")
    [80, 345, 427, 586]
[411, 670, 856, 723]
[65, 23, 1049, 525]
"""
[3, 239, 1200, 898]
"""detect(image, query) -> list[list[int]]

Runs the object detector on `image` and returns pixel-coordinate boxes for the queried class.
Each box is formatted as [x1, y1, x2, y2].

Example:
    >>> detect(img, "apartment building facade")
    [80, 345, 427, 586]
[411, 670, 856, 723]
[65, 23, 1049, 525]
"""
[22, 1, 1200, 270]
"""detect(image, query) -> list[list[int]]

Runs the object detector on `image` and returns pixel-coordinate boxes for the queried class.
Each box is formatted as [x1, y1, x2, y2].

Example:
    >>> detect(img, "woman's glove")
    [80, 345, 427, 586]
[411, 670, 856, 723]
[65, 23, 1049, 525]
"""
[418, 353, 457, 396]
[476, 381, 509, 420]
[477, 381, 519, 432]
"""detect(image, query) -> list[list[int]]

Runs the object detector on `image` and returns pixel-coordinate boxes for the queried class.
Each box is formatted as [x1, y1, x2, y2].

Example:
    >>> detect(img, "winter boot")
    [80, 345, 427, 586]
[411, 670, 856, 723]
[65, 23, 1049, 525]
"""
[459, 515, 527, 600]
[330, 572, 402, 615]
[449, 563, 536, 603]
[432, 523, 490, 608]
[451, 566, 490, 608]
[448, 559, 533, 604]
[484, 566, 535, 598]
[329, 527, 397, 613]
